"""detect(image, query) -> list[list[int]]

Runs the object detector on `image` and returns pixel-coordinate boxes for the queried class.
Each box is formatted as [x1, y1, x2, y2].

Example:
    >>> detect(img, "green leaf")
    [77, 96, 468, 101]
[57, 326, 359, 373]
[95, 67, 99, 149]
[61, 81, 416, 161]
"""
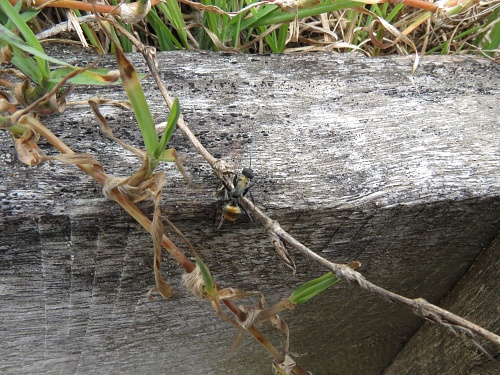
[154, 98, 180, 158]
[157, 1, 188, 48]
[115, 47, 158, 155]
[196, 257, 216, 296]
[8, 44, 43, 84]
[276, 23, 289, 53]
[0, 24, 72, 68]
[147, 8, 179, 50]
[240, 0, 362, 30]
[289, 272, 341, 305]
[157, 148, 177, 163]
[474, 5, 500, 56]
[49, 67, 148, 86]
[119, 23, 133, 53]
[0, 0, 50, 77]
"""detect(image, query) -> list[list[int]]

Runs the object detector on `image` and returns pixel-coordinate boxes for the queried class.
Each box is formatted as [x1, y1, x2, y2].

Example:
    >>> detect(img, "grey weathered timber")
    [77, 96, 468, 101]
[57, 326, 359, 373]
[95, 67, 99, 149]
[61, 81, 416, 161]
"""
[383, 233, 500, 375]
[0, 50, 499, 375]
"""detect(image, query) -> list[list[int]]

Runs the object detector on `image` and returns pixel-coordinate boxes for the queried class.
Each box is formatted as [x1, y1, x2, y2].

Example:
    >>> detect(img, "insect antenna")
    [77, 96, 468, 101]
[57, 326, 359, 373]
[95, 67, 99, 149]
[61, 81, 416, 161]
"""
[248, 133, 253, 170]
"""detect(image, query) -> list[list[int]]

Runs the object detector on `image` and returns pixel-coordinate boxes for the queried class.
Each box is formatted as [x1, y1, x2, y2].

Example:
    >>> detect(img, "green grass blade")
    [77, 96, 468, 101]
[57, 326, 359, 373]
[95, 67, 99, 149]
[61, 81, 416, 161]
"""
[0, 24, 72, 67]
[155, 98, 180, 158]
[5, 7, 39, 28]
[264, 27, 279, 53]
[49, 67, 147, 85]
[9, 45, 42, 84]
[147, 8, 179, 50]
[276, 23, 289, 52]
[248, 0, 363, 28]
[473, 6, 500, 56]
[157, 1, 188, 48]
[196, 258, 215, 296]
[235, 5, 276, 32]
[0, 0, 49, 78]
[119, 23, 133, 53]
[230, 13, 243, 49]
[200, 0, 221, 49]
[115, 47, 158, 155]
[386, 3, 404, 22]
[289, 272, 341, 305]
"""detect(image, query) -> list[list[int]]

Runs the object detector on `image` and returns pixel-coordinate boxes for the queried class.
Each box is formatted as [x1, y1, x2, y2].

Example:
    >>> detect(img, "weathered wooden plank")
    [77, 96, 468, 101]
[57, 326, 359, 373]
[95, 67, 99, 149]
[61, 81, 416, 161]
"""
[0, 50, 499, 375]
[384, 233, 500, 374]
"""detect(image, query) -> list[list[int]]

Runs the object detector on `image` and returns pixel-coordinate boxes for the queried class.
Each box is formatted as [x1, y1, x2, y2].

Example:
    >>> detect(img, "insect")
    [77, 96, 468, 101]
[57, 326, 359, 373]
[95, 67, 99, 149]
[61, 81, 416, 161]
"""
[218, 167, 255, 228]
[216, 134, 256, 228]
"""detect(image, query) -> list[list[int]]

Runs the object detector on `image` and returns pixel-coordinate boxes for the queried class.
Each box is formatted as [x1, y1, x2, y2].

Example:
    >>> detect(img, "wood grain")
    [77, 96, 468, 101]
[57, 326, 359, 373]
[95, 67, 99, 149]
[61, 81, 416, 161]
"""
[0, 50, 499, 374]
[384, 233, 500, 375]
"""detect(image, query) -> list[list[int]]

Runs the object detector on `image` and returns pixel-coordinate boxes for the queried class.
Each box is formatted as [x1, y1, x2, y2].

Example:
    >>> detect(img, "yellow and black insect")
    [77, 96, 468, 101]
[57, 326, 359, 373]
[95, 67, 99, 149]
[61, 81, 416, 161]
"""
[218, 167, 255, 228]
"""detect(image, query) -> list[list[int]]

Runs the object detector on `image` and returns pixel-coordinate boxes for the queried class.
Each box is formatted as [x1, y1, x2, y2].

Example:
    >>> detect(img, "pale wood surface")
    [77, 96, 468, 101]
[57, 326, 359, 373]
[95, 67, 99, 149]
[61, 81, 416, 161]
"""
[0, 50, 499, 375]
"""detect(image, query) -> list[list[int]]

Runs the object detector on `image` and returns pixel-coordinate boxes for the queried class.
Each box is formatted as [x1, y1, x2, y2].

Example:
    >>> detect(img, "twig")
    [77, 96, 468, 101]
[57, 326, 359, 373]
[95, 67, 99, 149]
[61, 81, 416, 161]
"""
[251, 201, 500, 348]
[36, 15, 97, 40]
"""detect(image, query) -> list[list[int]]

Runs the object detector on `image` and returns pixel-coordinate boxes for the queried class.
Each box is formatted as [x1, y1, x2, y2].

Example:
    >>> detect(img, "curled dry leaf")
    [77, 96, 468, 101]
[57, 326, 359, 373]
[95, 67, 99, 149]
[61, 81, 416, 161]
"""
[88, 99, 144, 158]
[182, 263, 206, 298]
[102, 175, 128, 201]
[0, 44, 13, 63]
[115, 0, 152, 24]
[269, 0, 326, 12]
[0, 99, 17, 113]
[185, 23, 240, 52]
[86, 97, 132, 110]
[271, 0, 301, 12]
[16, 140, 103, 170]
[90, 100, 172, 201]
[0, 90, 18, 113]
[102, 162, 155, 203]
[218, 287, 261, 302]
[238, 290, 292, 356]
[148, 171, 174, 299]
[356, 6, 420, 75]
[172, 152, 200, 189]
[178, 0, 275, 17]
[41, 152, 100, 166]
[104, 70, 121, 82]
[272, 355, 297, 375]
[48, 91, 67, 114]
[13, 80, 32, 108]
[219, 287, 264, 350]
[268, 314, 291, 354]
[0, 90, 16, 104]
[183, 259, 269, 350]
[267, 229, 297, 274]
[13, 128, 42, 166]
